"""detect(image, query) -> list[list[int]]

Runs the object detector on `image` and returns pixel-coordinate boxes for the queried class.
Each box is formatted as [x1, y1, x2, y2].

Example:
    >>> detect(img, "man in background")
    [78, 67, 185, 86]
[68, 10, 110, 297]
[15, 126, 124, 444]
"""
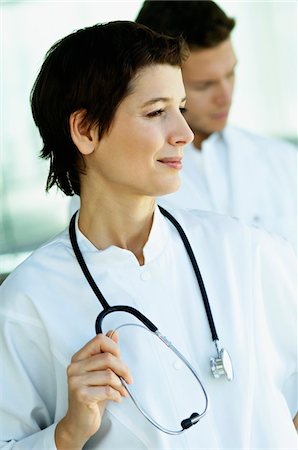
[136, 0, 297, 249]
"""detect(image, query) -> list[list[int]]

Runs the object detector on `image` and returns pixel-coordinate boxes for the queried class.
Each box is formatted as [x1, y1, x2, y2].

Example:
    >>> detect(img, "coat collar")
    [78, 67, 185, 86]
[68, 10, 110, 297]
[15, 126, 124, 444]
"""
[72, 205, 170, 267]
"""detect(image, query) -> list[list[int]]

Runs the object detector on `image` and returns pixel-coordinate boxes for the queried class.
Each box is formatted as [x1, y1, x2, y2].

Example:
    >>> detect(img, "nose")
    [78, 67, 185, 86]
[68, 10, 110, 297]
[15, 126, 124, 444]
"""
[168, 113, 194, 146]
[214, 79, 233, 106]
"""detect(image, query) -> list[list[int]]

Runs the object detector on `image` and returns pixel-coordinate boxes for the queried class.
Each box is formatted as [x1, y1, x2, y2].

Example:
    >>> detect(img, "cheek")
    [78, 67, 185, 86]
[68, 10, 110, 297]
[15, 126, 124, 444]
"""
[122, 120, 157, 143]
[186, 92, 210, 115]
[115, 132, 160, 170]
[229, 78, 236, 95]
[103, 120, 165, 171]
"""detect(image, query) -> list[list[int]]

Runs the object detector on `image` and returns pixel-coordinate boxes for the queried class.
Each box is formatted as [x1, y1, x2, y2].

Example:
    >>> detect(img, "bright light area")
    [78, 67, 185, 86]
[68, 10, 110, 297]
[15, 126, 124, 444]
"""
[218, 0, 297, 139]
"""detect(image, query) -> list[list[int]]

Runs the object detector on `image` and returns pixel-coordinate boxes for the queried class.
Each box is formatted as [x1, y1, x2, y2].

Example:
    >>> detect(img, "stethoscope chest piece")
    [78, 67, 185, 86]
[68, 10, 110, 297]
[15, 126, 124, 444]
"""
[210, 348, 234, 381]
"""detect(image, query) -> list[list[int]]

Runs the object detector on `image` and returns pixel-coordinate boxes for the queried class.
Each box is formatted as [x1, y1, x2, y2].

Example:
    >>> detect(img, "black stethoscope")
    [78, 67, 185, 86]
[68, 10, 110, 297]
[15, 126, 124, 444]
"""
[69, 206, 233, 435]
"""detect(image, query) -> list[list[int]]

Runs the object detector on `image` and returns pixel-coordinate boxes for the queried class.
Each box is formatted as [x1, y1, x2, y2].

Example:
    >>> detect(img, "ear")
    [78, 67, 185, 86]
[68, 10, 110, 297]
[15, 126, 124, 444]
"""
[69, 109, 98, 155]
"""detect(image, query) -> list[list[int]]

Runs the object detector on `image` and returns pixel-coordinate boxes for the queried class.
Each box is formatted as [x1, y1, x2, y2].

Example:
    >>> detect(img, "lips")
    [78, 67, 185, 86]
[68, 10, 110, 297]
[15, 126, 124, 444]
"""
[211, 110, 229, 120]
[157, 157, 182, 170]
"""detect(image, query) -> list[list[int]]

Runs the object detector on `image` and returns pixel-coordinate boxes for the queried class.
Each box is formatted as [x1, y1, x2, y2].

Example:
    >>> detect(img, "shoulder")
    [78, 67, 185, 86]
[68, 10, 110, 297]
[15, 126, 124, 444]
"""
[225, 125, 297, 155]
[4, 228, 71, 281]
[163, 206, 240, 228]
[249, 222, 296, 275]
[161, 206, 296, 263]
[0, 228, 71, 314]
[160, 206, 249, 244]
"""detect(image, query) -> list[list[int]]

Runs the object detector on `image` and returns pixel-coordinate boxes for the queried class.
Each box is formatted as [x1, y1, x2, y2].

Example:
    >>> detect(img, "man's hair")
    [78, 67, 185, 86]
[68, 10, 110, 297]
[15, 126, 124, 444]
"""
[136, 1, 235, 49]
[31, 21, 188, 196]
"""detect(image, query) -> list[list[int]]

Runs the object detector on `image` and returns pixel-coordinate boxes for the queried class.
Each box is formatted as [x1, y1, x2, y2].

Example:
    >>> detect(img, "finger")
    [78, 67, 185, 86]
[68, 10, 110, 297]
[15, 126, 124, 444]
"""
[69, 352, 133, 385]
[74, 369, 129, 397]
[106, 330, 119, 344]
[77, 385, 124, 406]
[72, 334, 120, 362]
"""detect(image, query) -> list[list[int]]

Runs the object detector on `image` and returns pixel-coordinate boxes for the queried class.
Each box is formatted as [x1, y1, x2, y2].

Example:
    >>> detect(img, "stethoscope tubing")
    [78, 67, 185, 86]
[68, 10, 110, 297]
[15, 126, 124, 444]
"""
[68, 206, 231, 433]
[158, 206, 219, 342]
[110, 323, 209, 435]
[69, 206, 219, 344]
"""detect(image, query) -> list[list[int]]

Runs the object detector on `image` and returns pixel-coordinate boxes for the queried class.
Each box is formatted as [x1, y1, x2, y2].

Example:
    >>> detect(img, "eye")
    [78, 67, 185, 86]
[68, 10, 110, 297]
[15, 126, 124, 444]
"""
[198, 82, 213, 91]
[227, 70, 235, 79]
[146, 109, 165, 118]
[179, 107, 187, 114]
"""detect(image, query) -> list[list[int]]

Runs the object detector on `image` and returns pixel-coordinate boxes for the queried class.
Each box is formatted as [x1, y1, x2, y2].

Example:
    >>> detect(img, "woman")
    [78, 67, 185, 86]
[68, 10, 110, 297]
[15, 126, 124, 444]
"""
[0, 21, 297, 450]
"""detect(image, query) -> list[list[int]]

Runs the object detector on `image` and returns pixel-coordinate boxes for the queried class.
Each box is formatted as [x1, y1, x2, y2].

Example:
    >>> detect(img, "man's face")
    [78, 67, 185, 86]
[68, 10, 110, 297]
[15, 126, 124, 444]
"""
[182, 39, 237, 147]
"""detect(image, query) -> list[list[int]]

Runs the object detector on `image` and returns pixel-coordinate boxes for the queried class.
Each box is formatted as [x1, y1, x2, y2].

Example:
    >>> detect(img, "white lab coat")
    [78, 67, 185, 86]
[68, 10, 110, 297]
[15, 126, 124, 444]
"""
[0, 207, 297, 449]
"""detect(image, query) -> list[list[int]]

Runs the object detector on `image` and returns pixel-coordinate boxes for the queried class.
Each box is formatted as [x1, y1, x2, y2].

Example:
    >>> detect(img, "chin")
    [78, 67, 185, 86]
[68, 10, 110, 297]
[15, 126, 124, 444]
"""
[213, 117, 229, 130]
[157, 181, 181, 197]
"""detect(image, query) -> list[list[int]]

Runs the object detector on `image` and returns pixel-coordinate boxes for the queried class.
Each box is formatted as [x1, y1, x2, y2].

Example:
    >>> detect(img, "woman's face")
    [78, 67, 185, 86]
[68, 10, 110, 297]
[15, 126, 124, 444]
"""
[84, 64, 194, 199]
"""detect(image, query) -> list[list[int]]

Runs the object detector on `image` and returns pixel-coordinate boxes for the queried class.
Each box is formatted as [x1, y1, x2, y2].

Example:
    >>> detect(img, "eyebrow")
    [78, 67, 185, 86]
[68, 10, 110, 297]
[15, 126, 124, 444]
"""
[142, 96, 187, 107]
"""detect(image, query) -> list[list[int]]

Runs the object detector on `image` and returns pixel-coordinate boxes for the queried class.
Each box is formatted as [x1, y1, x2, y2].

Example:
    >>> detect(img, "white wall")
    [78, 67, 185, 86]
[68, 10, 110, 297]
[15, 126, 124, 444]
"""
[218, 0, 297, 139]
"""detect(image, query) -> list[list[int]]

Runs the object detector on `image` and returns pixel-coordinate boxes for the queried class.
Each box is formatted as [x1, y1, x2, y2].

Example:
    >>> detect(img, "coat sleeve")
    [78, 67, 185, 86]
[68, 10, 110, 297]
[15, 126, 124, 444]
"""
[0, 280, 58, 450]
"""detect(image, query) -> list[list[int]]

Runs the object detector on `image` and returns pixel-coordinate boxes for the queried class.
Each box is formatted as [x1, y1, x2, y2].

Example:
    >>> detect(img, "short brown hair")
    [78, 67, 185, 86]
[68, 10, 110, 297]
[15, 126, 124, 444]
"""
[31, 21, 188, 196]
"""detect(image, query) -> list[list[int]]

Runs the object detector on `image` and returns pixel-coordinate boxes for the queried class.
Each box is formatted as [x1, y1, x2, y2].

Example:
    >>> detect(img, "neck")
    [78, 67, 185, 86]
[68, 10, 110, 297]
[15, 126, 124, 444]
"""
[78, 191, 156, 266]
[192, 132, 210, 150]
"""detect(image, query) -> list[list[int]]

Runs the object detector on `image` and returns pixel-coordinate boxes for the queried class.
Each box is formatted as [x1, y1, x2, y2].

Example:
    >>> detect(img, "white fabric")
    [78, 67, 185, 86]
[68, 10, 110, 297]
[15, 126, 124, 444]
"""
[0, 207, 297, 449]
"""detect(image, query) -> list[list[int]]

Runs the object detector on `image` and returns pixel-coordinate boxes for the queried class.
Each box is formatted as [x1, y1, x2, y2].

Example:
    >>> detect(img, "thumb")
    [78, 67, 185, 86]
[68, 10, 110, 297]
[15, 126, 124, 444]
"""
[106, 329, 119, 344]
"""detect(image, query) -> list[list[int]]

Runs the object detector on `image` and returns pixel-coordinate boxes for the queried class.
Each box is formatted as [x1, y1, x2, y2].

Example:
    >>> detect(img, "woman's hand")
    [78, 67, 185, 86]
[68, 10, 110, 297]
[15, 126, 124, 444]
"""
[55, 332, 132, 450]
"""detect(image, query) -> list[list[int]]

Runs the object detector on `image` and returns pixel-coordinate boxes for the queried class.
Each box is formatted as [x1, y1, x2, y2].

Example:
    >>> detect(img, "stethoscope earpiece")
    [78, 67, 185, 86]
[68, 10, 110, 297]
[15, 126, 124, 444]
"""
[210, 346, 234, 381]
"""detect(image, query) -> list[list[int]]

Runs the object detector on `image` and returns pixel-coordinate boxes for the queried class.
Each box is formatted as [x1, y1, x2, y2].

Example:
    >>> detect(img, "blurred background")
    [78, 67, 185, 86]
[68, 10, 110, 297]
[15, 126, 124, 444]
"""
[1, 0, 297, 281]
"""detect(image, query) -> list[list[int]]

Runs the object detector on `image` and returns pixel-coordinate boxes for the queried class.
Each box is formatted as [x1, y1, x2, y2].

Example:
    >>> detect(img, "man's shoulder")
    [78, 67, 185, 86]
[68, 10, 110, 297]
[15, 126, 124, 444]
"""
[161, 207, 247, 241]
[224, 125, 297, 154]
[162, 206, 294, 251]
